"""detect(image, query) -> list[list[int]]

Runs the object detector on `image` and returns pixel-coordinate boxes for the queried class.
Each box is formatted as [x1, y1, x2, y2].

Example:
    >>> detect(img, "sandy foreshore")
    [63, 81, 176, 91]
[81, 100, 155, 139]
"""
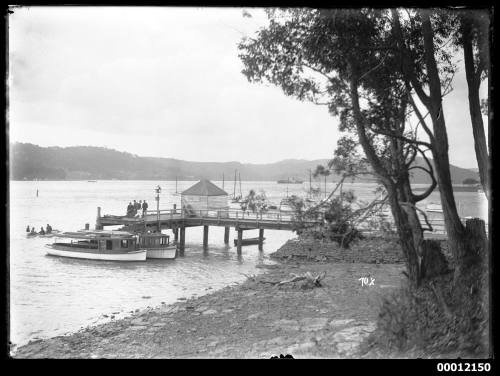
[13, 237, 407, 359]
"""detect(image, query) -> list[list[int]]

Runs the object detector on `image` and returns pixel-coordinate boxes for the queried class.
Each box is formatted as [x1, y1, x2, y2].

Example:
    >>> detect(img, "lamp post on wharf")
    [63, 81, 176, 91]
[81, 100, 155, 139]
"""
[155, 185, 161, 232]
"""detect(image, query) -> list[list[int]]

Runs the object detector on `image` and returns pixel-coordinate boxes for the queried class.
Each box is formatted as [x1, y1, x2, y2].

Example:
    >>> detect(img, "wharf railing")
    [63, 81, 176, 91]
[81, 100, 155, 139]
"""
[102, 207, 487, 236]
[136, 208, 324, 225]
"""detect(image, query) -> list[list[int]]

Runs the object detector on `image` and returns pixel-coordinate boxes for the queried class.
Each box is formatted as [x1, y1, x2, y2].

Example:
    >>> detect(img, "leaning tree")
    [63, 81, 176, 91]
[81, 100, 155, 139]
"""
[238, 8, 450, 286]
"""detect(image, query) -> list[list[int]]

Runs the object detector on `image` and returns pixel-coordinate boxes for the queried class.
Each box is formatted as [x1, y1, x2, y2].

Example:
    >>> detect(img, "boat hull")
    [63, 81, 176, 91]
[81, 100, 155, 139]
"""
[146, 247, 177, 259]
[45, 245, 147, 261]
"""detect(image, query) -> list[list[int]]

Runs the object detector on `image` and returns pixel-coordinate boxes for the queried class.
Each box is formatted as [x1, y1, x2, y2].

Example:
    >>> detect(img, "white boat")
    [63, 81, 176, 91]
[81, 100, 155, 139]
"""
[139, 232, 177, 259]
[45, 230, 147, 261]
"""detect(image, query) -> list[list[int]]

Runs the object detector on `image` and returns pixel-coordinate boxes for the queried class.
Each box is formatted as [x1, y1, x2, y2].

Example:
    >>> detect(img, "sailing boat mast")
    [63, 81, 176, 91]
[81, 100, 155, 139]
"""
[175, 176, 178, 194]
[239, 172, 242, 197]
[222, 173, 225, 190]
[309, 169, 312, 197]
[233, 170, 237, 198]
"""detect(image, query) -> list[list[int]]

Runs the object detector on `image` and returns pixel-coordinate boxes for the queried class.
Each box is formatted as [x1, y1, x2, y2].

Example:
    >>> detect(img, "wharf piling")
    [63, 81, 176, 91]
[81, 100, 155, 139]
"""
[203, 225, 209, 249]
[236, 228, 243, 255]
[179, 226, 186, 256]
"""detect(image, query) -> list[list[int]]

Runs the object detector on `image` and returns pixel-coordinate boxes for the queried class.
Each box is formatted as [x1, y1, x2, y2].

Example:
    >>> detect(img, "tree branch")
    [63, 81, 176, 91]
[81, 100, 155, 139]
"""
[398, 201, 433, 232]
[404, 144, 418, 167]
[391, 9, 432, 108]
[349, 75, 393, 186]
[358, 51, 390, 82]
[407, 84, 435, 142]
[367, 124, 432, 148]
[411, 147, 437, 202]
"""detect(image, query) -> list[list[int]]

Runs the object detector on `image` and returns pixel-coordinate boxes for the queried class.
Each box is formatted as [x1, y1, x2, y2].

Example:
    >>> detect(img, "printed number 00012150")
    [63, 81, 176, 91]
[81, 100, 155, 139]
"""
[437, 363, 491, 372]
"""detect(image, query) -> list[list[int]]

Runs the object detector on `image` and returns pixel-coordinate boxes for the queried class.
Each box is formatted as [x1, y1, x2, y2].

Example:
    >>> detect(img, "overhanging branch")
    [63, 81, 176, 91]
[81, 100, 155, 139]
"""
[406, 82, 434, 142]
[410, 148, 437, 202]
[367, 124, 432, 149]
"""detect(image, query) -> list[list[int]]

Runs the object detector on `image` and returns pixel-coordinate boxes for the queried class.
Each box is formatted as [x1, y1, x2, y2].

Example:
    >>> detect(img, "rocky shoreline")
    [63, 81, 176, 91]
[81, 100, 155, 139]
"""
[13, 237, 406, 359]
[270, 236, 406, 264]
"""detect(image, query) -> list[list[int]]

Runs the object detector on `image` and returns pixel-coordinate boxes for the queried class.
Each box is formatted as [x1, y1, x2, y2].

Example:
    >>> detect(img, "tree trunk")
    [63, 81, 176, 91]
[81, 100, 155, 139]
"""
[387, 186, 422, 286]
[421, 239, 449, 279]
[420, 11, 469, 283]
[464, 218, 488, 265]
[462, 18, 490, 200]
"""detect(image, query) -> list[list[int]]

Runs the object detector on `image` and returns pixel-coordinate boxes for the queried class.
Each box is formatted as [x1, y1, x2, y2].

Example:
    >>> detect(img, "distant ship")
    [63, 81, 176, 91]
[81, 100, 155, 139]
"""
[277, 177, 304, 184]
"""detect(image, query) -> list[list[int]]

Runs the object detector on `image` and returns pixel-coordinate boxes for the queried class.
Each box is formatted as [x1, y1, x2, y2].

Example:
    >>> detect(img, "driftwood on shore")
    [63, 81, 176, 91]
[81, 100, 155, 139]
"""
[260, 271, 326, 288]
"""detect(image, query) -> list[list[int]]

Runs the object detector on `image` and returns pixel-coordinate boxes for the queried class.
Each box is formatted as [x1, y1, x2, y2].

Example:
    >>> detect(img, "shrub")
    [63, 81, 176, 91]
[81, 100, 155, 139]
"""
[366, 262, 489, 356]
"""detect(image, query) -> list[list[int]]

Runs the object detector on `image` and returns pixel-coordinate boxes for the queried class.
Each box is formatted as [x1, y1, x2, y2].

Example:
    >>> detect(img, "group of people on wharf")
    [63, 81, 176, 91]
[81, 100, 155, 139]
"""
[26, 224, 53, 235]
[127, 200, 148, 217]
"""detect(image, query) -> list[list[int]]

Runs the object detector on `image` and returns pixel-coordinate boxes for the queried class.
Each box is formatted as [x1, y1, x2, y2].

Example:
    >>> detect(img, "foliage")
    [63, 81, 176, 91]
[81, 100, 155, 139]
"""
[367, 262, 488, 356]
[322, 191, 363, 248]
[287, 189, 370, 248]
[284, 194, 320, 224]
[240, 189, 269, 213]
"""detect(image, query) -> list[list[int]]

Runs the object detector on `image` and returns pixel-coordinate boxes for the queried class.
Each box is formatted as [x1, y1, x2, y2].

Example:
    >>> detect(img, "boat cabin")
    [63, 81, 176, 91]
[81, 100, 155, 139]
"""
[53, 231, 138, 252]
[139, 233, 171, 248]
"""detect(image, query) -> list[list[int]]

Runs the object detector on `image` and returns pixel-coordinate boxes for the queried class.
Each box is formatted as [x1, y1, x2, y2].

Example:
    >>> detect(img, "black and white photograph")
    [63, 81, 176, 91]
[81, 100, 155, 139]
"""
[6, 6, 492, 361]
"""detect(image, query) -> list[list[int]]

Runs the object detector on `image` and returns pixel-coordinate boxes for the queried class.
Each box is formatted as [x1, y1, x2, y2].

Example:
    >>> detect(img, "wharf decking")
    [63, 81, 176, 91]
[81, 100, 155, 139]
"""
[98, 208, 316, 230]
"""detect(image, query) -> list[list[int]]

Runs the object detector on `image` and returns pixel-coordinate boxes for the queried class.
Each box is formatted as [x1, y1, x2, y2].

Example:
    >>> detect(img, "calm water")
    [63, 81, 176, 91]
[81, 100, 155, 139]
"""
[8, 180, 488, 350]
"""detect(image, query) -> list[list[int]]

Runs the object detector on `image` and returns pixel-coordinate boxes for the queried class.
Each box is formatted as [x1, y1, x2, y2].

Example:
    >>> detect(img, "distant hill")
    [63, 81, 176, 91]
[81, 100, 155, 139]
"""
[9, 143, 479, 185]
[408, 157, 480, 185]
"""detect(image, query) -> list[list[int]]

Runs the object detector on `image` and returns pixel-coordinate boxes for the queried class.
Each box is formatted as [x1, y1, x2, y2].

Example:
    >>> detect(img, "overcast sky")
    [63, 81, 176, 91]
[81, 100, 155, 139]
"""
[8, 6, 488, 168]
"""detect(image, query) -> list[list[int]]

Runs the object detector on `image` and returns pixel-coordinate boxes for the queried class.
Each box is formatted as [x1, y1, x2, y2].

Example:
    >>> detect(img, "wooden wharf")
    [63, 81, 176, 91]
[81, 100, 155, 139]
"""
[96, 207, 323, 255]
[95, 206, 477, 255]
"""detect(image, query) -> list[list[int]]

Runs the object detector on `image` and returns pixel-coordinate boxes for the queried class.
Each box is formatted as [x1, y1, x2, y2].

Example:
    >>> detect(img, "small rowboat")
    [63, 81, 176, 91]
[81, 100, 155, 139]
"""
[27, 230, 61, 238]
[233, 237, 266, 246]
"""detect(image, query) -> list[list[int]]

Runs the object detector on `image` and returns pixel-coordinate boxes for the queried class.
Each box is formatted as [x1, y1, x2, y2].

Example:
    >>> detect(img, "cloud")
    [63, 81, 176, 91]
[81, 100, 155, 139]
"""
[7, 6, 487, 168]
